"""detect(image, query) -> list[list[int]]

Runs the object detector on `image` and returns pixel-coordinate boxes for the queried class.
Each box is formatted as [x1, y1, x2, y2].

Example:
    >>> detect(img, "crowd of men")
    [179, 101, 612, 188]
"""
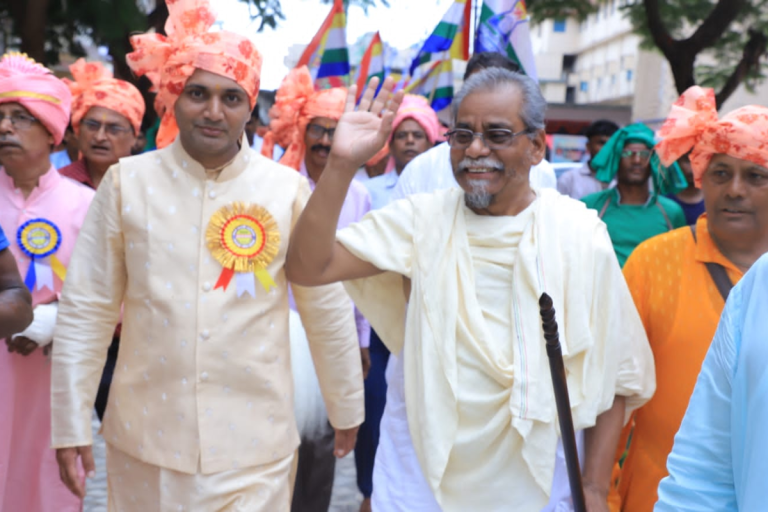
[1, 0, 767, 511]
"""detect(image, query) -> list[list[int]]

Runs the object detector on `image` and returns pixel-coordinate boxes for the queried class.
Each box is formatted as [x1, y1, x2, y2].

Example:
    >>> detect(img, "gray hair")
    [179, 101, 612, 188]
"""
[452, 68, 546, 136]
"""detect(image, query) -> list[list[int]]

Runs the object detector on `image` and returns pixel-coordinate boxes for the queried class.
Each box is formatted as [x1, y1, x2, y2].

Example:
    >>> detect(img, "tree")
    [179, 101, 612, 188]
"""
[528, 0, 768, 109]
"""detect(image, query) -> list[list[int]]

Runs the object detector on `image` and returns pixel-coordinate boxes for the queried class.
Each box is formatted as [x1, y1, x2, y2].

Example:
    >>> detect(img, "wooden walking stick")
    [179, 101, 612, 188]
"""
[539, 292, 587, 512]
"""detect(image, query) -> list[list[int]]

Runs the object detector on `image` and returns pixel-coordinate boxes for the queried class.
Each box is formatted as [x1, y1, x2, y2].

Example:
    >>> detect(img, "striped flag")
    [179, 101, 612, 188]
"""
[408, 0, 471, 76]
[355, 32, 385, 101]
[297, 0, 350, 89]
[404, 59, 454, 112]
[475, 0, 538, 81]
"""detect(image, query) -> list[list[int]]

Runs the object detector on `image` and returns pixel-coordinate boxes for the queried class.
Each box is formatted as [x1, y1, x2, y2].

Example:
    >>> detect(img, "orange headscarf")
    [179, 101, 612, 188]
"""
[0, 52, 71, 145]
[126, 0, 262, 149]
[656, 86, 768, 187]
[64, 58, 145, 135]
[261, 66, 346, 171]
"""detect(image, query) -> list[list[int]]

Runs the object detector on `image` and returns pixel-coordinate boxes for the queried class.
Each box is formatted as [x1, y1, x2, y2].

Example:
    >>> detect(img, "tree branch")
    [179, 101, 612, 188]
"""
[715, 28, 768, 108]
[642, 0, 676, 57]
[686, 0, 746, 54]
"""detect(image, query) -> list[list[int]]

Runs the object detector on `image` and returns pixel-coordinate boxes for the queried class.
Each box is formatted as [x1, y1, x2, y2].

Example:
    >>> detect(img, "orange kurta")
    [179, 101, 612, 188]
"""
[612, 214, 743, 511]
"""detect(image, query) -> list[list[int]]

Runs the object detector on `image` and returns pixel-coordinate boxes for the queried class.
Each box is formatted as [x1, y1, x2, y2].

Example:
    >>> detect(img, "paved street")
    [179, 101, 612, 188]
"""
[83, 412, 362, 512]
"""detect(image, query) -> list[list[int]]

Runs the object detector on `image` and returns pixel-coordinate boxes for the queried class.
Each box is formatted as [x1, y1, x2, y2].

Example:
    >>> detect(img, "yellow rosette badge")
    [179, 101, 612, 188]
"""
[206, 202, 280, 297]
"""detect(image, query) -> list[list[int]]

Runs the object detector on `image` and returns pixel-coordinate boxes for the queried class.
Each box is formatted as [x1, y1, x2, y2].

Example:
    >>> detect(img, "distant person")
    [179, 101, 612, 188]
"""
[582, 123, 687, 266]
[49, 124, 79, 169]
[557, 119, 619, 199]
[666, 153, 705, 225]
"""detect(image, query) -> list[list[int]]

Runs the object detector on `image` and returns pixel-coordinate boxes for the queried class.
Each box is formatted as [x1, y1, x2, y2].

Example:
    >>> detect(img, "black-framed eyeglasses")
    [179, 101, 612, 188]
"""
[620, 149, 652, 161]
[0, 112, 39, 130]
[445, 128, 531, 150]
[306, 123, 335, 140]
[81, 118, 134, 137]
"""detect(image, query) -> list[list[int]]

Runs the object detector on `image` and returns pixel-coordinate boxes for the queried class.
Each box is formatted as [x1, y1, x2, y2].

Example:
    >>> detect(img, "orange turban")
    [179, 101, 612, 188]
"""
[656, 86, 768, 187]
[0, 52, 71, 145]
[261, 66, 346, 171]
[126, 0, 262, 149]
[64, 58, 145, 135]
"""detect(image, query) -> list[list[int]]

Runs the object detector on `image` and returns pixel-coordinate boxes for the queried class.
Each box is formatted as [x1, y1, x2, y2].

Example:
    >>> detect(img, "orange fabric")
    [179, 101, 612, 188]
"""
[656, 86, 768, 187]
[64, 58, 145, 135]
[126, 0, 262, 148]
[612, 215, 743, 512]
[260, 66, 346, 170]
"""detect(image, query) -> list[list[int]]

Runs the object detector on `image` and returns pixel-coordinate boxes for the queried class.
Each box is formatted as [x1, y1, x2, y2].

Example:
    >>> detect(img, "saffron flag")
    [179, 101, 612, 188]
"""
[297, 0, 350, 89]
[355, 32, 385, 101]
[475, 0, 538, 81]
[404, 59, 454, 112]
[408, 0, 471, 76]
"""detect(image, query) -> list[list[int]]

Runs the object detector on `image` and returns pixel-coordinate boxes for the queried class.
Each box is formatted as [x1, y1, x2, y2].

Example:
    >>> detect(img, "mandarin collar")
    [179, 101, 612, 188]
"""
[169, 134, 252, 182]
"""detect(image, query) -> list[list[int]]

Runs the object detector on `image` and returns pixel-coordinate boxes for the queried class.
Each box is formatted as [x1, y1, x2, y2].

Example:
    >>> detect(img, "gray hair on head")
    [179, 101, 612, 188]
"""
[452, 68, 546, 138]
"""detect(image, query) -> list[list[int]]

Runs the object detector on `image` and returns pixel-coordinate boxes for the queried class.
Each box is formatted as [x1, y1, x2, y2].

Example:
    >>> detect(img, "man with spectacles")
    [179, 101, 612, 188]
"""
[557, 119, 619, 200]
[287, 68, 655, 512]
[581, 123, 687, 267]
[261, 65, 371, 512]
[57, 59, 147, 427]
[0, 52, 95, 512]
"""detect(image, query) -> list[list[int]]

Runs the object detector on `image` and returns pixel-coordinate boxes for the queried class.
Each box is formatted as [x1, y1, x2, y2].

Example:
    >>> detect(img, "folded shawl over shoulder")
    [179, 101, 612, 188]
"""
[336, 187, 656, 505]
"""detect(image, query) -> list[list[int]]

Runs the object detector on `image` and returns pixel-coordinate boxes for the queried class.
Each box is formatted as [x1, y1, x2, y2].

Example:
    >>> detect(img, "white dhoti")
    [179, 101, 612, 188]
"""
[106, 443, 294, 512]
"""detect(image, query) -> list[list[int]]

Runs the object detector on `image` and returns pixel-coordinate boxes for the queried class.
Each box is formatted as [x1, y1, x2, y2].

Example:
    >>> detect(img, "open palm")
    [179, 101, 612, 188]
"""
[330, 77, 404, 169]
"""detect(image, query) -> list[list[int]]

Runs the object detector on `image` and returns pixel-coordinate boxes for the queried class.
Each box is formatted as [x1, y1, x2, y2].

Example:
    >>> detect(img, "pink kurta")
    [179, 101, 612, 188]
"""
[0, 166, 94, 512]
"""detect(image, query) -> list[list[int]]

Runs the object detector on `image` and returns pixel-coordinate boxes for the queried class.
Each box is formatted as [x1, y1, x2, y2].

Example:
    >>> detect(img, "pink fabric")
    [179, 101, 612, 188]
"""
[64, 58, 145, 135]
[126, 0, 263, 148]
[261, 66, 346, 170]
[0, 166, 93, 512]
[389, 94, 442, 145]
[0, 52, 72, 145]
[656, 85, 768, 187]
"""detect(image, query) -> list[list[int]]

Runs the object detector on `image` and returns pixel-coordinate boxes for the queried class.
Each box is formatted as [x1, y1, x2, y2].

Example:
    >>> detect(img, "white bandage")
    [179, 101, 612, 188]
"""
[11, 301, 58, 347]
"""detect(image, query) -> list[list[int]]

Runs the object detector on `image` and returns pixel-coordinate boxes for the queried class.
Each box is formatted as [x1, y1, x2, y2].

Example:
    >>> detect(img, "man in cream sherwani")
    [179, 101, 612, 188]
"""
[286, 70, 655, 511]
[50, 0, 363, 510]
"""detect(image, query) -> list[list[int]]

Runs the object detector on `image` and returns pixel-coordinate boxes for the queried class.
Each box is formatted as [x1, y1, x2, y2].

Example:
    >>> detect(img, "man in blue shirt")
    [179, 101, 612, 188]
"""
[0, 225, 33, 338]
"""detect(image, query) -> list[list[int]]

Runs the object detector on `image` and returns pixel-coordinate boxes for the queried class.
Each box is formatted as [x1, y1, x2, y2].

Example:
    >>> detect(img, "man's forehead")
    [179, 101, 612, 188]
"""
[185, 69, 247, 94]
[623, 141, 651, 149]
[0, 102, 32, 115]
[82, 105, 131, 125]
[309, 116, 337, 127]
[394, 118, 426, 133]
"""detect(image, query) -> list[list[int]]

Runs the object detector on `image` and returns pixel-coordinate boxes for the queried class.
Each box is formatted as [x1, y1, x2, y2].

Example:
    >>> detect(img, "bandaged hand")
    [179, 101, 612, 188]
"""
[8, 302, 58, 356]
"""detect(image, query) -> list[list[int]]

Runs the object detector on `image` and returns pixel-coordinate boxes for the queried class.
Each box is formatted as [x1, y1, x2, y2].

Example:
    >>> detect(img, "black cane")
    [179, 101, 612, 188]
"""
[539, 292, 587, 512]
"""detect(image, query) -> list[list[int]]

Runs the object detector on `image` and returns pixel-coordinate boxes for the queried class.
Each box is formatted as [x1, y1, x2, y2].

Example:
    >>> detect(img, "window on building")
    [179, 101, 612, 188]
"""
[562, 54, 577, 75]
[566, 86, 576, 104]
[553, 19, 566, 32]
[627, 69, 634, 81]
[580, 81, 588, 92]
[611, 74, 617, 85]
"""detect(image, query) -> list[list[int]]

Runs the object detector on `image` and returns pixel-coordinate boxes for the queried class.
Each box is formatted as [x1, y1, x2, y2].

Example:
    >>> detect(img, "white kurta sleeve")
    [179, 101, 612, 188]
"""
[51, 166, 126, 448]
[291, 178, 364, 431]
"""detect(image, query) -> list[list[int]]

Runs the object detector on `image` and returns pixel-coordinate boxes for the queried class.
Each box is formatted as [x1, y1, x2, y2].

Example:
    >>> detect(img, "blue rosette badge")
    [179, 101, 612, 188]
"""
[16, 218, 67, 291]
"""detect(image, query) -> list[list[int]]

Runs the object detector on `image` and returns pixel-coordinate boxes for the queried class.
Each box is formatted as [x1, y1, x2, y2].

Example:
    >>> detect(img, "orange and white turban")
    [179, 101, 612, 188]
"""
[0, 52, 71, 145]
[64, 58, 145, 135]
[261, 66, 346, 171]
[126, 0, 262, 149]
[656, 86, 768, 187]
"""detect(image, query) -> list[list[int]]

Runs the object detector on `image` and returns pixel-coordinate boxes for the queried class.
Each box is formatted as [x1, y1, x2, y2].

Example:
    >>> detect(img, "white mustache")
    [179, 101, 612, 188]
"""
[458, 157, 504, 172]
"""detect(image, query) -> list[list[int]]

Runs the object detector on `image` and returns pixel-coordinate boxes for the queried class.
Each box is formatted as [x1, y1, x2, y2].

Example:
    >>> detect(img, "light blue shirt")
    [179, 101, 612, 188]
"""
[364, 170, 399, 210]
[49, 149, 71, 170]
[655, 252, 768, 511]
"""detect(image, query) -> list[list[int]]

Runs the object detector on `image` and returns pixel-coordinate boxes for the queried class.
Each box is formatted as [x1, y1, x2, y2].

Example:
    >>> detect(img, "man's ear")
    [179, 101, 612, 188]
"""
[529, 129, 547, 165]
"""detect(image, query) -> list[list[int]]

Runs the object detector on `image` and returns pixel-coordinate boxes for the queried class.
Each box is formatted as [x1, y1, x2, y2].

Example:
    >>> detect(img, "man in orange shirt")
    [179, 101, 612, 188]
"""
[612, 86, 768, 511]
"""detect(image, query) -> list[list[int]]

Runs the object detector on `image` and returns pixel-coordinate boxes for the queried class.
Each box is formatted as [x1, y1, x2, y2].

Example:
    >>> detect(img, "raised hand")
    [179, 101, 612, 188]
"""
[329, 76, 404, 171]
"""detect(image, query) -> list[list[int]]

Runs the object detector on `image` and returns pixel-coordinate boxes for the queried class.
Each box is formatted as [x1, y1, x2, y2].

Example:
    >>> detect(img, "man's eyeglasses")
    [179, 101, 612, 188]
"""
[81, 119, 133, 137]
[0, 112, 39, 130]
[620, 149, 652, 160]
[306, 123, 335, 140]
[445, 128, 531, 150]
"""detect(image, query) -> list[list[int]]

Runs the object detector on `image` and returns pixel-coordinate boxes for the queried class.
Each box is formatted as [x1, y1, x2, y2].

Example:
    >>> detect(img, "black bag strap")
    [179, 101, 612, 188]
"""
[690, 225, 734, 301]
[656, 201, 674, 231]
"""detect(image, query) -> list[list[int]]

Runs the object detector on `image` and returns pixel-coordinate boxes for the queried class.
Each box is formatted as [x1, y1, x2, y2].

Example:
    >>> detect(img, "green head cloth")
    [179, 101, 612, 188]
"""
[590, 123, 687, 195]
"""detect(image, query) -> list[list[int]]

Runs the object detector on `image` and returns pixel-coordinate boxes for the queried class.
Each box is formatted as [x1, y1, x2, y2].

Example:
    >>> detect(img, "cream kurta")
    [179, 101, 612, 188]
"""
[337, 188, 655, 511]
[51, 138, 364, 476]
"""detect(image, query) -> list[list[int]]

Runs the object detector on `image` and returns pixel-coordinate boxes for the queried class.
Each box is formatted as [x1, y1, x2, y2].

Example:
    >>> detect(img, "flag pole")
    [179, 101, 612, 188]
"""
[473, 0, 480, 42]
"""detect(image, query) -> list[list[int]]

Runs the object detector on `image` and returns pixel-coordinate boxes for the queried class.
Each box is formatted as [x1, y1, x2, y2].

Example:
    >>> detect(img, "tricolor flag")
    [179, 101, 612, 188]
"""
[355, 32, 385, 101]
[475, 0, 538, 81]
[408, 0, 471, 76]
[404, 59, 454, 112]
[297, 0, 350, 89]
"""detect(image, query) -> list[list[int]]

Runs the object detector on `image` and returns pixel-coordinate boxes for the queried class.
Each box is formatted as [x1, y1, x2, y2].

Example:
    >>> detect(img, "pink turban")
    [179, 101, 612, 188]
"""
[389, 94, 442, 145]
[656, 86, 768, 187]
[64, 59, 145, 136]
[0, 52, 72, 145]
[126, 0, 262, 149]
[261, 66, 347, 171]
